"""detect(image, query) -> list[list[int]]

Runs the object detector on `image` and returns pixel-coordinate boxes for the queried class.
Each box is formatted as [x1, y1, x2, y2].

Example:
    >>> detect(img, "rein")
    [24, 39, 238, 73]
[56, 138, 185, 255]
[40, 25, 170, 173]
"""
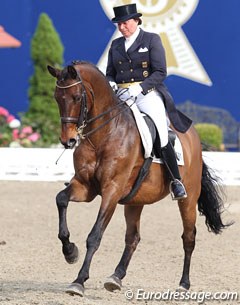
[82, 99, 130, 138]
[56, 77, 131, 140]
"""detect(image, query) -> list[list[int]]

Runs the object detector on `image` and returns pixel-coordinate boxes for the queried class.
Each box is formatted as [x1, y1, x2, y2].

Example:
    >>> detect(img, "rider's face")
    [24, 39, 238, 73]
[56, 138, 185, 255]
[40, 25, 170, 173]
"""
[117, 19, 139, 38]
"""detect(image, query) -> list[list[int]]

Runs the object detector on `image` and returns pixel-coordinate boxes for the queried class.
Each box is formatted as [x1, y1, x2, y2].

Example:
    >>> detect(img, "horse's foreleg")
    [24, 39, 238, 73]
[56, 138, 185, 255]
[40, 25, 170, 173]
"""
[66, 196, 118, 296]
[56, 188, 79, 264]
[104, 205, 144, 292]
[178, 199, 197, 290]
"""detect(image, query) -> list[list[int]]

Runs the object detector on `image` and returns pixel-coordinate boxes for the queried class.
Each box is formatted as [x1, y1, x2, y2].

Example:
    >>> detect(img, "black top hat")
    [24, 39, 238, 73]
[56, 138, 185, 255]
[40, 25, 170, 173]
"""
[112, 4, 142, 23]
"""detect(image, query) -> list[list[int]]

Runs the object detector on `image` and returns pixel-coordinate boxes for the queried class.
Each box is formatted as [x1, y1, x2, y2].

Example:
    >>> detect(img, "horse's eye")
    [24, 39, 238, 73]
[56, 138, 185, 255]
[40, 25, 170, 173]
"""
[73, 95, 81, 102]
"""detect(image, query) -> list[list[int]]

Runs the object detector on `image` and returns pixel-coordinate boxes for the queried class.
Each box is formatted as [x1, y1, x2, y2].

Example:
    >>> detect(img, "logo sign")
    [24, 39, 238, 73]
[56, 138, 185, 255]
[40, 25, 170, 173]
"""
[99, 0, 212, 86]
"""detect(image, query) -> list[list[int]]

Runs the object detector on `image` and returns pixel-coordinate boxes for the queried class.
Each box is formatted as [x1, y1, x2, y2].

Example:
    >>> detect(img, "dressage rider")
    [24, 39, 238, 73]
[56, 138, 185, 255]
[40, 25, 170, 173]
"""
[106, 3, 192, 200]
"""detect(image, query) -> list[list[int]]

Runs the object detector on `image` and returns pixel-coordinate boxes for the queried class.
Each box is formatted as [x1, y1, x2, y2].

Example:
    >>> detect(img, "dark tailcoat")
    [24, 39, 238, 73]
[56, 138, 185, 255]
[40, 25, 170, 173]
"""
[106, 28, 192, 133]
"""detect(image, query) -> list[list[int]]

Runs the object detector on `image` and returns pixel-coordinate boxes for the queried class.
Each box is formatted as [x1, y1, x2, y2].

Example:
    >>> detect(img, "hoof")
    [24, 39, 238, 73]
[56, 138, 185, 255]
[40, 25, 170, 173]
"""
[104, 275, 122, 292]
[66, 283, 84, 297]
[64, 244, 79, 264]
[177, 284, 189, 292]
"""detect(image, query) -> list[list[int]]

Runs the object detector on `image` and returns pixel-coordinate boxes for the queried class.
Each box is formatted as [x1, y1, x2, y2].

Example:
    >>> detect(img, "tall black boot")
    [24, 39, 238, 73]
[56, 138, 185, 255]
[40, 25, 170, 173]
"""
[161, 142, 187, 200]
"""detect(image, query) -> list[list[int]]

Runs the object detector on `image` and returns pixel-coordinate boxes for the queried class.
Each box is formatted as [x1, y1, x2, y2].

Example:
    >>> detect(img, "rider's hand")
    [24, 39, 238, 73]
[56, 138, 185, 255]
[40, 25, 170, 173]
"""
[128, 84, 143, 100]
[117, 84, 143, 102]
[109, 81, 118, 92]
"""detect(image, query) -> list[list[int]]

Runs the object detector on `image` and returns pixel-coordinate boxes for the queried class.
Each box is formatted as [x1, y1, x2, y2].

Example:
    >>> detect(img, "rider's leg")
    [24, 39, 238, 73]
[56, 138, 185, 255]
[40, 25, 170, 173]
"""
[136, 91, 187, 200]
[160, 142, 187, 200]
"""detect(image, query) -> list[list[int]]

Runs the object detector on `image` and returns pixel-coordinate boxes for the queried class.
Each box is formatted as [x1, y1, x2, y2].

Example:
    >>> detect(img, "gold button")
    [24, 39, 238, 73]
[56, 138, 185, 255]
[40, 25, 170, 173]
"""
[130, 69, 133, 72]
[143, 70, 149, 77]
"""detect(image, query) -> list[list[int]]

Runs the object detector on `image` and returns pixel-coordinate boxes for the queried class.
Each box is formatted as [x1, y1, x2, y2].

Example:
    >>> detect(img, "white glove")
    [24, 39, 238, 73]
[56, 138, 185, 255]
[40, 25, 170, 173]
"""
[128, 84, 143, 100]
[109, 81, 118, 92]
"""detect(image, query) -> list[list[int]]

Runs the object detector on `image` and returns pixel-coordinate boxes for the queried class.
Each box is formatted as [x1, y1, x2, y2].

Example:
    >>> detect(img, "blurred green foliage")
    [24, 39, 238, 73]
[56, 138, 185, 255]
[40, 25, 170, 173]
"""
[195, 123, 223, 150]
[21, 13, 64, 147]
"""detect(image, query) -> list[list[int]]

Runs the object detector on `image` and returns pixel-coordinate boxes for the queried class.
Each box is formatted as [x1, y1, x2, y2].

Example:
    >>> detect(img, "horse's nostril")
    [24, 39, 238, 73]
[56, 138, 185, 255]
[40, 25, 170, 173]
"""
[68, 138, 77, 148]
[60, 138, 77, 149]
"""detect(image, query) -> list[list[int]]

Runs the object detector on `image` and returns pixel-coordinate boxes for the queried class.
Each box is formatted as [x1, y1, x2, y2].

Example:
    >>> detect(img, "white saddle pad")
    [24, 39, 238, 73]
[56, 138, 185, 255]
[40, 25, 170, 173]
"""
[127, 102, 184, 165]
[152, 136, 184, 166]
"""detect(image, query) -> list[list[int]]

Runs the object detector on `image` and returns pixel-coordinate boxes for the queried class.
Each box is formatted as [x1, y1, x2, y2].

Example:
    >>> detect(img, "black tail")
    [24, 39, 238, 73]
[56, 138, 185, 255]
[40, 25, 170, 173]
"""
[198, 160, 231, 234]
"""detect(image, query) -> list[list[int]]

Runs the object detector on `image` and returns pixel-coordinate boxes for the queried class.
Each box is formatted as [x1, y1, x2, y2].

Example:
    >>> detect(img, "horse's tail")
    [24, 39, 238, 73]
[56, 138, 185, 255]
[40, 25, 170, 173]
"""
[198, 160, 231, 234]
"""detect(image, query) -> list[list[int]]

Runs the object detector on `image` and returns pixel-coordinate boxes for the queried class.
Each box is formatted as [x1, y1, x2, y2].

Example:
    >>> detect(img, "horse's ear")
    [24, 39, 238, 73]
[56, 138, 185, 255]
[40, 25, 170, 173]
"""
[67, 65, 78, 79]
[47, 65, 60, 78]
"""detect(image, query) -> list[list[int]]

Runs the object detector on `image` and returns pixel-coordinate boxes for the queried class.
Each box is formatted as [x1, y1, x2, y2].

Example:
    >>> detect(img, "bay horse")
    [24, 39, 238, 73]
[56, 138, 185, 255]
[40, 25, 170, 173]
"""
[47, 61, 228, 297]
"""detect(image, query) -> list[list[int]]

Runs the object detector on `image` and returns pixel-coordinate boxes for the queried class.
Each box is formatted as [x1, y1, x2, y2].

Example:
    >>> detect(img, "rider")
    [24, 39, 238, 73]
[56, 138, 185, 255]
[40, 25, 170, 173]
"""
[106, 3, 192, 200]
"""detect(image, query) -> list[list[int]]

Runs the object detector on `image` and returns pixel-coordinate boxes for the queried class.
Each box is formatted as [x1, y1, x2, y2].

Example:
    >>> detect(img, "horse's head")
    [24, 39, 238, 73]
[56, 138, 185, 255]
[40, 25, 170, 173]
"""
[47, 64, 91, 149]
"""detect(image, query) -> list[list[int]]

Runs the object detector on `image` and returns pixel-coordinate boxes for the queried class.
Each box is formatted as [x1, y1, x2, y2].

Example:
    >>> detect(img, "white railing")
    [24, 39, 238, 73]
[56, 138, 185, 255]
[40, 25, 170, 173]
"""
[202, 151, 240, 185]
[0, 148, 74, 182]
[0, 148, 239, 185]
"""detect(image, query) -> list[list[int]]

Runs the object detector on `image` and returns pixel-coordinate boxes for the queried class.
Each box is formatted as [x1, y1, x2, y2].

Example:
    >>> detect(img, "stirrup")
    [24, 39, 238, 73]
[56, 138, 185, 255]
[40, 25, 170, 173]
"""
[169, 179, 187, 201]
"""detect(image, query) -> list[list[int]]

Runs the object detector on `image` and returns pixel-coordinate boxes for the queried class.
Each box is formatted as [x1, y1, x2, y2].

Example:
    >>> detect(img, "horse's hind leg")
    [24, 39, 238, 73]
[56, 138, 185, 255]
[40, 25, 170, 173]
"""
[178, 197, 197, 290]
[104, 205, 144, 292]
[56, 188, 79, 264]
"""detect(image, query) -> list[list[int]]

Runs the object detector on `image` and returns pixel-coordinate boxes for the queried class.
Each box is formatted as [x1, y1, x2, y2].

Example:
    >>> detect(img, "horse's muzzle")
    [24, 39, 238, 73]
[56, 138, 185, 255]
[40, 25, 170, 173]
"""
[60, 137, 77, 149]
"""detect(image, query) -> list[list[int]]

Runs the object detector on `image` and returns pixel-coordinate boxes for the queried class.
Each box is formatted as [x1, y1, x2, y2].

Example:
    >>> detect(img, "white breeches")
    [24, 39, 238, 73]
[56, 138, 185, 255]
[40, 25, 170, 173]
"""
[121, 89, 169, 147]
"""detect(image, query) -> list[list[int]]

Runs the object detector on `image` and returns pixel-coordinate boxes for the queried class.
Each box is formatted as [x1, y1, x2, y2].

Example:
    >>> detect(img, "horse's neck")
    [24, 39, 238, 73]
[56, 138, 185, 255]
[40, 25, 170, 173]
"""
[85, 94, 127, 145]
[90, 86, 118, 118]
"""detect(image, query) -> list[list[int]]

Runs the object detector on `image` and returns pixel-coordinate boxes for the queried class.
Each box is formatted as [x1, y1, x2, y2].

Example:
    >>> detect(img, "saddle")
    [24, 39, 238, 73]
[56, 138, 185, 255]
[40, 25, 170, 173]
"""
[119, 113, 182, 205]
[143, 114, 176, 158]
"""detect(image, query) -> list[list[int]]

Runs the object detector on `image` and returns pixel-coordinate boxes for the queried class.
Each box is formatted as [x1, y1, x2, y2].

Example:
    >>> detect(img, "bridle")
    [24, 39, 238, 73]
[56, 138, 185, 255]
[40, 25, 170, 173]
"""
[56, 78, 90, 138]
[55, 73, 129, 140]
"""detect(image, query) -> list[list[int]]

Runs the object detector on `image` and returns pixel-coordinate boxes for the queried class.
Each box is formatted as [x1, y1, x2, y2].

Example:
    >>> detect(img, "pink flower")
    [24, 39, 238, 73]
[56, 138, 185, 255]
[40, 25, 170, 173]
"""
[21, 126, 33, 134]
[19, 133, 24, 139]
[6, 114, 16, 123]
[0, 107, 9, 117]
[27, 132, 40, 142]
[12, 129, 19, 140]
